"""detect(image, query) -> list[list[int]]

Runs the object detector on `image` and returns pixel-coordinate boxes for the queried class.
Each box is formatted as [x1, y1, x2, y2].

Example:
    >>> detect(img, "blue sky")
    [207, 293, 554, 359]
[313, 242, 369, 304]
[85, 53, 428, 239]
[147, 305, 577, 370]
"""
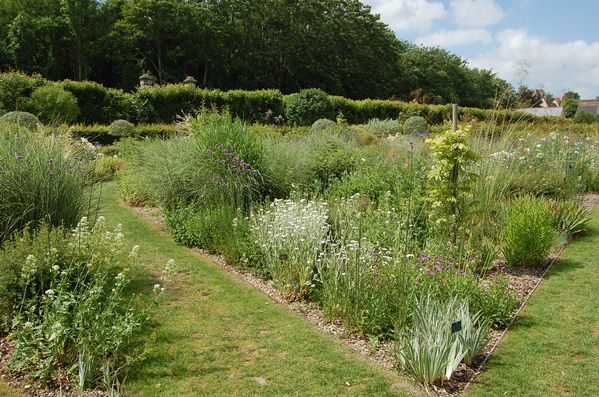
[363, 0, 599, 98]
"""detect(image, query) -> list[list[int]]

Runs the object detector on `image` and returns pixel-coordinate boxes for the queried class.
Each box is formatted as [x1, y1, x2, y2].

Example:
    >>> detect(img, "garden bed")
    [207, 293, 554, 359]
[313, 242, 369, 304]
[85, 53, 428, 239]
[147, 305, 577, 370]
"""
[129, 191, 599, 396]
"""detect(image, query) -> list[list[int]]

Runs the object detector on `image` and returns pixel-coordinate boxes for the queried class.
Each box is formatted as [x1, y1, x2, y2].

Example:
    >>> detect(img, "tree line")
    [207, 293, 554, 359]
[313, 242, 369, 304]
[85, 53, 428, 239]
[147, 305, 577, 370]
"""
[0, 0, 514, 108]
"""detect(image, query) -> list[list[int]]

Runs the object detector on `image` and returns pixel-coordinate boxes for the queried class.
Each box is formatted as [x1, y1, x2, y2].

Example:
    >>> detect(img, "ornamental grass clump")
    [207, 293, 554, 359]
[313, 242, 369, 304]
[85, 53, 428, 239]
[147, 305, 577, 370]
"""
[0, 126, 92, 242]
[251, 198, 329, 300]
[501, 196, 556, 267]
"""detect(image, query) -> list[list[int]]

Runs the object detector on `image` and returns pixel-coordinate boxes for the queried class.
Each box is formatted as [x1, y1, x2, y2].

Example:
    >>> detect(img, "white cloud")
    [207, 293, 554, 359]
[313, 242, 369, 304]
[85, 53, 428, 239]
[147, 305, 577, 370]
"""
[364, 0, 446, 32]
[470, 29, 599, 98]
[416, 29, 493, 47]
[450, 0, 505, 28]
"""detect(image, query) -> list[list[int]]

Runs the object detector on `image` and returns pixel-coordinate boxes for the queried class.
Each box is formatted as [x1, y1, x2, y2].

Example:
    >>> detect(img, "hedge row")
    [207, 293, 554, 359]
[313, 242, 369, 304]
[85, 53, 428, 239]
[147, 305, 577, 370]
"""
[69, 123, 182, 145]
[327, 96, 542, 125]
[1, 72, 544, 126]
[0, 72, 283, 125]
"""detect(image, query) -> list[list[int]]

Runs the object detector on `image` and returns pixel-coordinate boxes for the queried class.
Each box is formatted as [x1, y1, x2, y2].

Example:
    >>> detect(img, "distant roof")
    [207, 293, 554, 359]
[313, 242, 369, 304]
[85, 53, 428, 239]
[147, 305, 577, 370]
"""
[577, 100, 599, 115]
[517, 107, 564, 117]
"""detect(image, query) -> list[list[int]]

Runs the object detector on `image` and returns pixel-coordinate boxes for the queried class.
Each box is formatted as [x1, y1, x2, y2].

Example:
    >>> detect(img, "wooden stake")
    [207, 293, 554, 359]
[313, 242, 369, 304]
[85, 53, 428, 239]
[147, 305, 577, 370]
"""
[452, 104, 458, 132]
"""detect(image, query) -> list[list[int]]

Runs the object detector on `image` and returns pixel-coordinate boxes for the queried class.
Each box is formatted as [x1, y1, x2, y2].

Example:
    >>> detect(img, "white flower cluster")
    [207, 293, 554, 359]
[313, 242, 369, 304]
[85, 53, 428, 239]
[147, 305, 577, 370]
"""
[251, 198, 329, 298]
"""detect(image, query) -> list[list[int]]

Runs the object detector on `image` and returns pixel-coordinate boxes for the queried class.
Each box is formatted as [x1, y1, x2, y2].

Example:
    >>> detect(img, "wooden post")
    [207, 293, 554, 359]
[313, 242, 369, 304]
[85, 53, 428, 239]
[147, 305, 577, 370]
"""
[452, 104, 458, 132]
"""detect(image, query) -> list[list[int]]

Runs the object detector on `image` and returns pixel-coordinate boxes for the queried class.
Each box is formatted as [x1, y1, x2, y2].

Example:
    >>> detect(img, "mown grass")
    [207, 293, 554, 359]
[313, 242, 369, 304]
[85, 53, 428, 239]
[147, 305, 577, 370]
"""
[98, 182, 419, 397]
[466, 205, 599, 396]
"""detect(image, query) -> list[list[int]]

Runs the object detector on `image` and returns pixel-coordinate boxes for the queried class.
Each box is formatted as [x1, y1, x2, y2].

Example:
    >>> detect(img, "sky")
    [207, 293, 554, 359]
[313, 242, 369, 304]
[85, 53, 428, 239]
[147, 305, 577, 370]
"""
[363, 0, 599, 99]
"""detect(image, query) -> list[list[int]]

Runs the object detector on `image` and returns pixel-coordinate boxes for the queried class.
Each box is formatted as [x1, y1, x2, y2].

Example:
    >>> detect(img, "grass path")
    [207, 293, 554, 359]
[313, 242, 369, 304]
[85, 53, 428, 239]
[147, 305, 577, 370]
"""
[98, 183, 417, 397]
[466, 206, 599, 396]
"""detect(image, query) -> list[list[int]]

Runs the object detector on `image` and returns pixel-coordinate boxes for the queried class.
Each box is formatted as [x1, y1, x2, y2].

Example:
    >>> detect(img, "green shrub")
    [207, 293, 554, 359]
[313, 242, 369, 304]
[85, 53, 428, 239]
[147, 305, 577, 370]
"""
[92, 155, 122, 182]
[573, 110, 599, 124]
[28, 85, 80, 125]
[2, 217, 173, 391]
[285, 89, 335, 126]
[108, 119, 135, 137]
[117, 170, 155, 207]
[61, 80, 139, 124]
[309, 131, 358, 184]
[0, 127, 91, 241]
[310, 118, 336, 133]
[546, 199, 590, 238]
[0, 72, 47, 111]
[501, 196, 556, 266]
[403, 116, 429, 135]
[0, 111, 41, 131]
[366, 118, 401, 136]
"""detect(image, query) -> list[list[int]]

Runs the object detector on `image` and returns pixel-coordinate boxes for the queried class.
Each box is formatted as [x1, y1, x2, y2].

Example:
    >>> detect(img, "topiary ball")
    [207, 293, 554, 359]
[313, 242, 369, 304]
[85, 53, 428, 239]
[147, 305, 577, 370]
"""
[285, 89, 335, 126]
[310, 118, 336, 133]
[0, 111, 41, 131]
[403, 116, 429, 135]
[108, 119, 135, 137]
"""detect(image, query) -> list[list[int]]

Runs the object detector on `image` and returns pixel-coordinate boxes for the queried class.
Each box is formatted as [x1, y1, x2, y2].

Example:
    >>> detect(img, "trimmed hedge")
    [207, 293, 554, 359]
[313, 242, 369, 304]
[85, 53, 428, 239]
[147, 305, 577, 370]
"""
[69, 123, 183, 145]
[0, 72, 545, 126]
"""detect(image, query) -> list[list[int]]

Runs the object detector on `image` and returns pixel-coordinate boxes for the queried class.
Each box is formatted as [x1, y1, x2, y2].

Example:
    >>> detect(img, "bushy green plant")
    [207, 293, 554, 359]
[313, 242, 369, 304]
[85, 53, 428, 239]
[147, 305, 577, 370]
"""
[3, 217, 174, 392]
[165, 203, 263, 275]
[427, 126, 480, 244]
[573, 110, 599, 124]
[309, 131, 358, 184]
[117, 170, 155, 207]
[28, 85, 80, 125]
[251, 199, 329, 300]
[403, 116, 429, 135]
[108, 119, 136, 137]
[0, 111, 41, 131]
[0, 126, 92, 242]
[317, 239, 411, 336]
[310, 118, 336, 133]
[92, 155, 122, 182]
[286, 89, 335, 126]
[0, 72, 47, 111]
[366, 118, 401, 136]
[546, 199, 590, 237]
[501, 196, 556, 266]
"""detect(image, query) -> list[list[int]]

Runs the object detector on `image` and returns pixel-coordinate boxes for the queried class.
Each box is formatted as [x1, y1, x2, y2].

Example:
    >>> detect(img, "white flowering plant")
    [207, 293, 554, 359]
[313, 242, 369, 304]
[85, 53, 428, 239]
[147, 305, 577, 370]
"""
[251, 198, 329, 300]
[0, 217, 176, 393]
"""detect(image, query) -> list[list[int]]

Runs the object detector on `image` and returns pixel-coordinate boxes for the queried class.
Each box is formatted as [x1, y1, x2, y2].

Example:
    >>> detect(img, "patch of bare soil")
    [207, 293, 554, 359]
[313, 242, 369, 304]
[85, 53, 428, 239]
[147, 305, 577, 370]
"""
[579, 193, 599, 212]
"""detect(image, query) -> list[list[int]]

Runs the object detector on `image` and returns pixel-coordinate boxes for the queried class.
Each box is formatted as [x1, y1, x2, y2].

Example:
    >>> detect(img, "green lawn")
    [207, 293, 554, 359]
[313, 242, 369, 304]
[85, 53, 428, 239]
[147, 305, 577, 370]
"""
[98, 183, 418, 397]
[466, 206, 599, 396]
